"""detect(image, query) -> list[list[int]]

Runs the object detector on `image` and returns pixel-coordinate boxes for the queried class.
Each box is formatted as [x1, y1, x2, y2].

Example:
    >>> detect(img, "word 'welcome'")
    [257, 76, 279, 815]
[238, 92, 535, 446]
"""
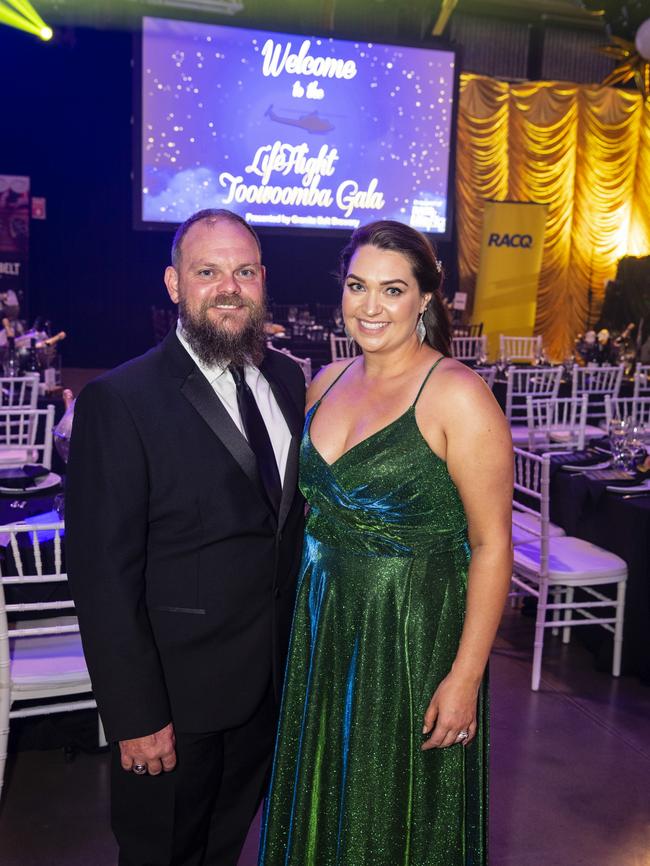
[261, 39, 357, 80]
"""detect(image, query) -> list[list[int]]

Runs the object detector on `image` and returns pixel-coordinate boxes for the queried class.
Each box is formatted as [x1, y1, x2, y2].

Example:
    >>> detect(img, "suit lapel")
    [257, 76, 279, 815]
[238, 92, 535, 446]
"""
[261, 354, 304, 532]
[278, 437, 300, 531]
[180, 367, 260, 490]
[160, 331, 262, 492]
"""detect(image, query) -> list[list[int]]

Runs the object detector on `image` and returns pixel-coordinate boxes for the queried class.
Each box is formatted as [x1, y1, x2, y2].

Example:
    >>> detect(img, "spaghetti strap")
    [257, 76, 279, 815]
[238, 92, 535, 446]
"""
[412, 356, 446, 407]
[319, 358, 358, 402]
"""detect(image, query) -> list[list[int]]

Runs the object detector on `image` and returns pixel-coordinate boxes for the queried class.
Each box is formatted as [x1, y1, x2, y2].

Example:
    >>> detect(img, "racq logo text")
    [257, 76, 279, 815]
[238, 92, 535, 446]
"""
[487, 233, 533, 248]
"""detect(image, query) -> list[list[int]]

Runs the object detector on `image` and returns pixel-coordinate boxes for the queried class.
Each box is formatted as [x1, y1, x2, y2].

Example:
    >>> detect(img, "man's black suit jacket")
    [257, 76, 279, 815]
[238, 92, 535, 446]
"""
[65, 331, 306, 743]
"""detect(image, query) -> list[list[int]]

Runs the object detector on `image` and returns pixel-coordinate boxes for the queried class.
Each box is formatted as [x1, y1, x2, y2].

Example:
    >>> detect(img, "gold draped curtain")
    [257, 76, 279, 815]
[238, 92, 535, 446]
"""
[456, 74, 650, 360]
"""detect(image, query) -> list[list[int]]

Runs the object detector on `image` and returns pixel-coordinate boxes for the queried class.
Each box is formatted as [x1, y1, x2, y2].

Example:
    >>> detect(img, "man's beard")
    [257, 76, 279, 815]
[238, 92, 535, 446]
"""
[179, 292, 267, 367]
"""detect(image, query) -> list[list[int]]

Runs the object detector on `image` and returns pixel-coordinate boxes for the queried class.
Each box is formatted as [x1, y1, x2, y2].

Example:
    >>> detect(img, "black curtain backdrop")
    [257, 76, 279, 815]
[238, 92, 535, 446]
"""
[0, 25, 456, 370]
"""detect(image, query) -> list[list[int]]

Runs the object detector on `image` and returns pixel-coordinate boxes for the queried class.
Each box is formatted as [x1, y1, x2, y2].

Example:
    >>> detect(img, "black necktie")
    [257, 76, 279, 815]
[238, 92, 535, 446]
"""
[229, 365, 282, 515]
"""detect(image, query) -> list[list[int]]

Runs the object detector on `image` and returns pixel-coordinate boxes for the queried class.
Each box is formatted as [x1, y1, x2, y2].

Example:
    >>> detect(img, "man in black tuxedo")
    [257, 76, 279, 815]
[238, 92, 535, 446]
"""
[66, 209, 306, 865]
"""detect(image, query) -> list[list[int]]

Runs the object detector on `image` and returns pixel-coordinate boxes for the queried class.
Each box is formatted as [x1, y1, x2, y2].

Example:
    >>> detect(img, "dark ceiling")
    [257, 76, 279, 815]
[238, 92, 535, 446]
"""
[34, 0, 620, 40]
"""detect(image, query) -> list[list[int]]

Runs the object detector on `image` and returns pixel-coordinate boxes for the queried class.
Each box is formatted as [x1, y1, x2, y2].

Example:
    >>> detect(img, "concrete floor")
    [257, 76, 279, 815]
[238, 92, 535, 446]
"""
[1, 606, 649, 866]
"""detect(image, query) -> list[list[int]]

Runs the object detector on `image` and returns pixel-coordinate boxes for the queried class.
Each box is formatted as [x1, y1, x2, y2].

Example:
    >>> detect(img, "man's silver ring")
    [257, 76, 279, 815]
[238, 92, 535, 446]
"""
[132, 763, 147, 775]
[456, 730, 469, 741]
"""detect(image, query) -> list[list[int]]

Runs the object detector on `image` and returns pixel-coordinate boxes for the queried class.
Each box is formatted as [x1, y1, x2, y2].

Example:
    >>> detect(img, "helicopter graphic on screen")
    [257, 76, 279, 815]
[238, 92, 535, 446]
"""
[264, 104, 335, 134]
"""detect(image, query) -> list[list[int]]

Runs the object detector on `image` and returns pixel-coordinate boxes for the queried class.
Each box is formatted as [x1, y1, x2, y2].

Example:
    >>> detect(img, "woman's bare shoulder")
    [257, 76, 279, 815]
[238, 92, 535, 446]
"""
[420, 357, 503, 419]
[306, 359, 357, 411]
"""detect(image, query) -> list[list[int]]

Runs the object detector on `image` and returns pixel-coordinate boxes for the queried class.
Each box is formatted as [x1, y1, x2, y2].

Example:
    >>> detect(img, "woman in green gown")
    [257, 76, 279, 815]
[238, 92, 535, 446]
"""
[259, 221, 513, 866]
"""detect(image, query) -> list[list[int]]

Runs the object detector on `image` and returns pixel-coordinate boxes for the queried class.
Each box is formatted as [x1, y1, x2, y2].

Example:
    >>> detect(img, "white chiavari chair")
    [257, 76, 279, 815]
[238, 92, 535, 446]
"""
[505, 366, 563, 445]
[0, 405, 54, 469]
[271, 347, 312, 386]
[511, 448, 627, 691]
[474, 366, 496, 390]
[499, 334, 543, 363]
[329, 334, 360, 362]
[525, 394, 588, 451]
[632, 364, 650, 399]
[571, 364, 624, 436]
[0, 519, 106, 798]
[511, 399, 572, 545]
[0, 405, 55, 469]
[0, 376, 39, 410]
[451, 335, 487, 364]
[604, 395, 650, 428]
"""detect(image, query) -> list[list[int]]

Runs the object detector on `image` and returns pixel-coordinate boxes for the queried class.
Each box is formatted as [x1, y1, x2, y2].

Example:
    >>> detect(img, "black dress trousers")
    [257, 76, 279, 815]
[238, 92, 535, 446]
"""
[112, 685, 276, 866]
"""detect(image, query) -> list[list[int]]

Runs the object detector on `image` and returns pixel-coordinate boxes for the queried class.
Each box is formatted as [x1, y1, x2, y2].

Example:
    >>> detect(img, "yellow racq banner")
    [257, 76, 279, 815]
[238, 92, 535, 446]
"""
[472, 200, 548, 358]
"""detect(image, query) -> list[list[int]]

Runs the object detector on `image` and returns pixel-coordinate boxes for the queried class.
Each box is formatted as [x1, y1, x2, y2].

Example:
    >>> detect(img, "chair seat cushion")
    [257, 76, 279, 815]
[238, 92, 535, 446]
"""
[0, 448, 37, 466]
[549, 428, 574, 442]
[512, 513, 565, 546]
[584, 422, 607, 438]
[10, 633, 90, 686]
[510, 425, 530, 444]
[513, 535, 627, 585]
[512, 427, 581, 447]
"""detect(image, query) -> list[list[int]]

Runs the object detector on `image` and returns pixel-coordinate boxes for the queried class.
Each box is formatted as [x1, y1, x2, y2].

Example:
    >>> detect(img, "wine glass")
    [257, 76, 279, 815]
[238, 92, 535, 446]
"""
[625, 422, 647, 469]
[608, 416, 629, 469]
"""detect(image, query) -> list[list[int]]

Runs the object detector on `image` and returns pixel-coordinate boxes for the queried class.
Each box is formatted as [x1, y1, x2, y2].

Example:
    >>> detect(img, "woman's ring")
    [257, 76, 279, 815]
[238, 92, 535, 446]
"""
[456, 730, 469, 742]
[133, 763, 147, 775]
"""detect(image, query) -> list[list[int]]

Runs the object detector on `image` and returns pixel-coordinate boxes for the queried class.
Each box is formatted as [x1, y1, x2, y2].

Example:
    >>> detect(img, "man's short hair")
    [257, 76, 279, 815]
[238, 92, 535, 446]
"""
[171, 209, 262, 268]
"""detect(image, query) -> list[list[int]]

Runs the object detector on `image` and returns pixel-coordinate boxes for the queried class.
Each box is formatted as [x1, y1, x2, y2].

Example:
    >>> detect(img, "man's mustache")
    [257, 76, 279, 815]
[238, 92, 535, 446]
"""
[206, 295, 255, 310]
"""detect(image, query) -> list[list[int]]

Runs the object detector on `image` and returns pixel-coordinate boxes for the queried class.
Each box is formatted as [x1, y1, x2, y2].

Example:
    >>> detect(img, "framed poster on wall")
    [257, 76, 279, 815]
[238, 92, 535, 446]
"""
[0, 174, 30, 314]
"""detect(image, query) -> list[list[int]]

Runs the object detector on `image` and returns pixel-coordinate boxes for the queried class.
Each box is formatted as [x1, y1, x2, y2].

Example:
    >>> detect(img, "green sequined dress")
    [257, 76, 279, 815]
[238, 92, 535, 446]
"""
[259, 359, 488, 866]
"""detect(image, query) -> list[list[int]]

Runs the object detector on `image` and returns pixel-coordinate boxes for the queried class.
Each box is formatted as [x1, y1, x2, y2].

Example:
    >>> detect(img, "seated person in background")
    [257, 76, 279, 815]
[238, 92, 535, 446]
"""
[640, 335, 650, 365]
[0, 288, 20, 320]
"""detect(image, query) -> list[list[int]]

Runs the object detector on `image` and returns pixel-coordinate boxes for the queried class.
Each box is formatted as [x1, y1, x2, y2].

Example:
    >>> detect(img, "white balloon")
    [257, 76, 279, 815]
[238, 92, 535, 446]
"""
[635, 18, 650, 61]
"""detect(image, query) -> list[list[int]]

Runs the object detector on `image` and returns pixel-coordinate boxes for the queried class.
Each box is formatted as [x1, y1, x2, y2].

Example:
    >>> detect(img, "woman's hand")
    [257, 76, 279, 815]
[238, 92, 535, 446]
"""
[421, 672, 479, 750]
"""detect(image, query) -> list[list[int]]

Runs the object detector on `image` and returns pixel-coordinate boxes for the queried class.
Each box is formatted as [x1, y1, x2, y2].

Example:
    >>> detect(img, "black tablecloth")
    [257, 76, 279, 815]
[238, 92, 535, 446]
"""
[0, 490, 59, 525]
[550, 468, 650, 683]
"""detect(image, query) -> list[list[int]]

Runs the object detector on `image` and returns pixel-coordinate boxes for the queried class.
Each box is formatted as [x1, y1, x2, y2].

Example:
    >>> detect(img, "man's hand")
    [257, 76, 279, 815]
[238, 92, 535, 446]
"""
[119, 722, 177, 776]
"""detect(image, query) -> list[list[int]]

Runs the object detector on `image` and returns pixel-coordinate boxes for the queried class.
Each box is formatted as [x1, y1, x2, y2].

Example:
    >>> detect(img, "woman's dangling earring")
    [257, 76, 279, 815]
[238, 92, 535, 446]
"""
[344, 323, 356, 354]
[416, 313, 426, 345]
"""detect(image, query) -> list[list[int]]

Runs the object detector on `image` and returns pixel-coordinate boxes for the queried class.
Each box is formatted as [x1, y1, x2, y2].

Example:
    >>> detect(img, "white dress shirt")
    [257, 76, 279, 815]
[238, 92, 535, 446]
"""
[176, 324, 292, 484]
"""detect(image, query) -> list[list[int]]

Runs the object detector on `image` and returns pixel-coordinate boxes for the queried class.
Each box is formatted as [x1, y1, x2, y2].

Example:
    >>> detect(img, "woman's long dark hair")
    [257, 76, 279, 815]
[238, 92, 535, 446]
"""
[338, 220, 451, 356]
